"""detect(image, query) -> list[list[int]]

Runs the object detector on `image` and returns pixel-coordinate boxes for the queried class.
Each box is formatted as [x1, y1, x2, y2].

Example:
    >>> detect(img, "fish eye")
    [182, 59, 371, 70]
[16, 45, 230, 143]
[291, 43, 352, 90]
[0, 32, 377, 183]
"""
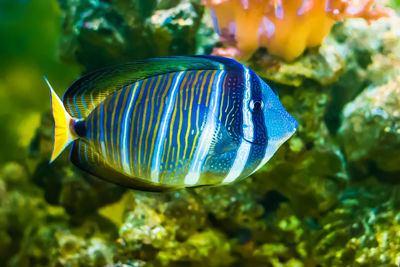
[249, 99, 264, 112]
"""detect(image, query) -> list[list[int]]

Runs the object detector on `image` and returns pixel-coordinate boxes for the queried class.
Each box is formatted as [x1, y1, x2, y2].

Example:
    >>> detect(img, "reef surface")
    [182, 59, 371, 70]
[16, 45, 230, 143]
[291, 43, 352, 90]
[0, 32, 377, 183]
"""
[2, 0, 400, 266]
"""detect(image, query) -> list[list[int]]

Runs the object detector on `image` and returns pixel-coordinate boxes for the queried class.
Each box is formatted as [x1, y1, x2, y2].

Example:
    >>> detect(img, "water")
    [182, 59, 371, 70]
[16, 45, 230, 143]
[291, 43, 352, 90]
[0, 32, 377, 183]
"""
[1, 0, 400, 266]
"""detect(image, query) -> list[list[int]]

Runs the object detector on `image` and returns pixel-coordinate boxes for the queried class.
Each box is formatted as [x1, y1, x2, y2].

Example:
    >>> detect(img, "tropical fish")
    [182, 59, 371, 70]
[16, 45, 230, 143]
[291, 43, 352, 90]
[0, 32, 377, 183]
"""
[47, 55, 297, 191]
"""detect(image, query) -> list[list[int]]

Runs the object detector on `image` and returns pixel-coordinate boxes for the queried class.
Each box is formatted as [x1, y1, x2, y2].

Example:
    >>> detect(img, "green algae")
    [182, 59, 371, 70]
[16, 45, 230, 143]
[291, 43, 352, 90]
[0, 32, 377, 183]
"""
[1, 0, 400, 266]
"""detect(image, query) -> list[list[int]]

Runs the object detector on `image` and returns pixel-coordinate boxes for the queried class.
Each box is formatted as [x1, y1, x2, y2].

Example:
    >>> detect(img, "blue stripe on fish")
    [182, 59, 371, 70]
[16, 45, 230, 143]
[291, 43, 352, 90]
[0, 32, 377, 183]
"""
[184, 70, 225, 185]
[65, 56, 297, 190]
[67, 99, 76, 117]
[77, 139, 82, 163]
[99, 103, 107, 161]
[114, 87, 129, 168]
[121, 82, 141, 174]
[81, 90, 89, 112]
[137, 76, 158, 177]
[161, 70, 207, 184]
[73, 93, 82, 118]
[145, 75, 168, 176]
[151, 72, 186, 183]
[104, 92, 116, 163]
[84, 142, 88, 163]
[223, 66, 253, 183]
[141, 75, 162, 177]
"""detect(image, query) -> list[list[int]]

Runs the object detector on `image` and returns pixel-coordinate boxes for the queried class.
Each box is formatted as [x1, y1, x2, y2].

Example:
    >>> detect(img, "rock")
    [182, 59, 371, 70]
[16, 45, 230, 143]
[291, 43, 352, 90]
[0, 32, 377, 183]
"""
[58, 0, 204, 72]
[313, 179, 400, 266]
[2, 1, 400, 266]
[338, 77, 400, 182]
[29, 112, 126, 219]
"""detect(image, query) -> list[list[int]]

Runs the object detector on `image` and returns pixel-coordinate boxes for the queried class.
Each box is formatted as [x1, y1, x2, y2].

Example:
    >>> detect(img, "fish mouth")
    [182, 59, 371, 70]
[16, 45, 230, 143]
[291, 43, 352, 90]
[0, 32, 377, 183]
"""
[271, 130, 297, 147]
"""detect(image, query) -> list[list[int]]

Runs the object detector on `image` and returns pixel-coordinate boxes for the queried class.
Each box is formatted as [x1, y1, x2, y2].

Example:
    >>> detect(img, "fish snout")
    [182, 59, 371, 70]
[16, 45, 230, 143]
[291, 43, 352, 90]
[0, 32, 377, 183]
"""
[264, 106, 297, 145]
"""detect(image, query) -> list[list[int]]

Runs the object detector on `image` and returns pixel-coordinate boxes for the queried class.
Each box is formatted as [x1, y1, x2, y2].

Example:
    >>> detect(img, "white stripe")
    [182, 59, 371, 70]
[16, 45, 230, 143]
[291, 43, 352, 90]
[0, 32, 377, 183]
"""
[90, 92, 95, 108]
[121, 83, 140, 174]
[242, 67, 254, 142]
[151, 72, 185, 183]
[250, 132, 294, 175]
[250, 143, 277, 175]
[184, 70, 225, 185]
[99, 104, 108, 161]
[223, 140, 251, 183]
[223, 67, 253, 183]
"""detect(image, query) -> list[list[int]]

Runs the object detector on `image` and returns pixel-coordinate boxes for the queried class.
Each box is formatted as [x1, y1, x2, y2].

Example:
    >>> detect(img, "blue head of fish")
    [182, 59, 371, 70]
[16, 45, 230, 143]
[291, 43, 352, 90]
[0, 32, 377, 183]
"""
[260, 79, 298, 147]
[224, 67, 298, 178]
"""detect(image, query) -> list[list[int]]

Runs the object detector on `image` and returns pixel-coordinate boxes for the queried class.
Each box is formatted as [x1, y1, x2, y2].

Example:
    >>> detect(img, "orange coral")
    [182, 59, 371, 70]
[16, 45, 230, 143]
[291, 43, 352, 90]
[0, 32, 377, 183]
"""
[203, 0, 393, 61]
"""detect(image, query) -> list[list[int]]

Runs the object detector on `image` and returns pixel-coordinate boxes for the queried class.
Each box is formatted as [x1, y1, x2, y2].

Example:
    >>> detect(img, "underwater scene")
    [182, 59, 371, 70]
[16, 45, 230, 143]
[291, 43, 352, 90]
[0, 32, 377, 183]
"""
[1, 0, 400, 266]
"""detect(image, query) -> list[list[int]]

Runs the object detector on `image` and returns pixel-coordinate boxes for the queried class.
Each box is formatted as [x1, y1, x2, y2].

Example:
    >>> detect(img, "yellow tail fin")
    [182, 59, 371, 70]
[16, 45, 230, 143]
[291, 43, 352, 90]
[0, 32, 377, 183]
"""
[45, 76, 78, 163]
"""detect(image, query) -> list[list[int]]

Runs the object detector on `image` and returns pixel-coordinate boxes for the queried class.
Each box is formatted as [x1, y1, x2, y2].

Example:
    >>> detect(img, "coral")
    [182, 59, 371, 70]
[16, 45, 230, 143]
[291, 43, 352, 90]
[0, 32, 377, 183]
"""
[0, 160, 119, 267]
[313, 180, 400, 266]
[115, 191, 234, 266]
[203, 0, 393, 61]
[2, 0, 400, 266]
[241, 12, 400, 86]
[11, 223, 116, 267]
[29, 112, 126, 220]
[113, 187, 311, 266]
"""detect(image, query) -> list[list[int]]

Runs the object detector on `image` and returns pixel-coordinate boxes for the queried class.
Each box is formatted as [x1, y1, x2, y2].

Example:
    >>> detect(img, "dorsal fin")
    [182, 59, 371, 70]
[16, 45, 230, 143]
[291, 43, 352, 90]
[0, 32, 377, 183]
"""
[63, 55, 241, 118]
[70, 140, 178, 192]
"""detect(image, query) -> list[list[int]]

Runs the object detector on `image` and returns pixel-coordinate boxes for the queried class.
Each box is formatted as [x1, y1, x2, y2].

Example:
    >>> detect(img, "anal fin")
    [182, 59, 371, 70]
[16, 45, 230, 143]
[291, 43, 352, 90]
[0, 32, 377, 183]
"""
[70, 140, 176, 192]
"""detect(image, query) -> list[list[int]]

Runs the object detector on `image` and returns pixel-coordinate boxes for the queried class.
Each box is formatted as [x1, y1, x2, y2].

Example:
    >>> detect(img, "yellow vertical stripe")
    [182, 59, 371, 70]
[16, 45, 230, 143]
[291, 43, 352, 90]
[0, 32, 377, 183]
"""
[115, 87, 130, 169]
[144, 76, 163, 176]
[184, 73, 195, 110]
[148, 73, 174, 177]
[161, 73, 188, 178]
[157, 71, 185, 182]
[132, 79, 147, 176]
[219, 75, 227, 121]
[205, 71, 218, 107]
[176, 73, 191, 164]
[128, 82, 141, 176]
[161, 138, 168, 165]
[149, 76, 169, 161]
[188, 104, 201, 163]
[183, 71, 202, 159]
[96, 104, 101, 153]
[188, 71, 210, 164]
[225, 83, 231, 113]
[90, 110, 94, 147]
[197, 70, 212, 105]
[147, 75, 168, 164]
[110, 91, 121, 165]
[170, 147, 176, 180]
[196, 71, 205, 95]
[103, 98, 109, 161]
[137, 77, 157, 176]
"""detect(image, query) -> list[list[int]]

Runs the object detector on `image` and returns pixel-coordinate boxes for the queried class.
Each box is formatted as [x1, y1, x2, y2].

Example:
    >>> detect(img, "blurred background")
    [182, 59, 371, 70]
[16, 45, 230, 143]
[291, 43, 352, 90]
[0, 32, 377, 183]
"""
[0, 0, 80, 162]
[1, 0, 400, 266]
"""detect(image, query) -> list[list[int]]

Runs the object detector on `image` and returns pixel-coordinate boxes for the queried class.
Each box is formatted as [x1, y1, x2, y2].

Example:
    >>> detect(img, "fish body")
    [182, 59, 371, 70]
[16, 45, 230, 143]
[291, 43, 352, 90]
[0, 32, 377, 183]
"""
[47, 55, 297, 191]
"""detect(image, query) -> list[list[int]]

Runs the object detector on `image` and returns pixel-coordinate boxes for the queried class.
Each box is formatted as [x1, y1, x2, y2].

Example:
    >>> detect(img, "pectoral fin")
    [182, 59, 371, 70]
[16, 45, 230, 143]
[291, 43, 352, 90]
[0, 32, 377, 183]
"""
[208, 121, 239, 156]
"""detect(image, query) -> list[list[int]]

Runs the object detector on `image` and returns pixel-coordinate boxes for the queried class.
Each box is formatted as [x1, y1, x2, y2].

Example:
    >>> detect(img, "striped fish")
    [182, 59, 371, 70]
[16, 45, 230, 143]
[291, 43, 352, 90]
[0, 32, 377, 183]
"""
[47, 55, 297, 191]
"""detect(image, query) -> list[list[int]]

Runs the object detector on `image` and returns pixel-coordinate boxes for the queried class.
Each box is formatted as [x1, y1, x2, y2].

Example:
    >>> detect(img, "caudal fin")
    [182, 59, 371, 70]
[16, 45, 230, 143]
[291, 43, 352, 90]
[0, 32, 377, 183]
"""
[45, 76, 78, 163]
